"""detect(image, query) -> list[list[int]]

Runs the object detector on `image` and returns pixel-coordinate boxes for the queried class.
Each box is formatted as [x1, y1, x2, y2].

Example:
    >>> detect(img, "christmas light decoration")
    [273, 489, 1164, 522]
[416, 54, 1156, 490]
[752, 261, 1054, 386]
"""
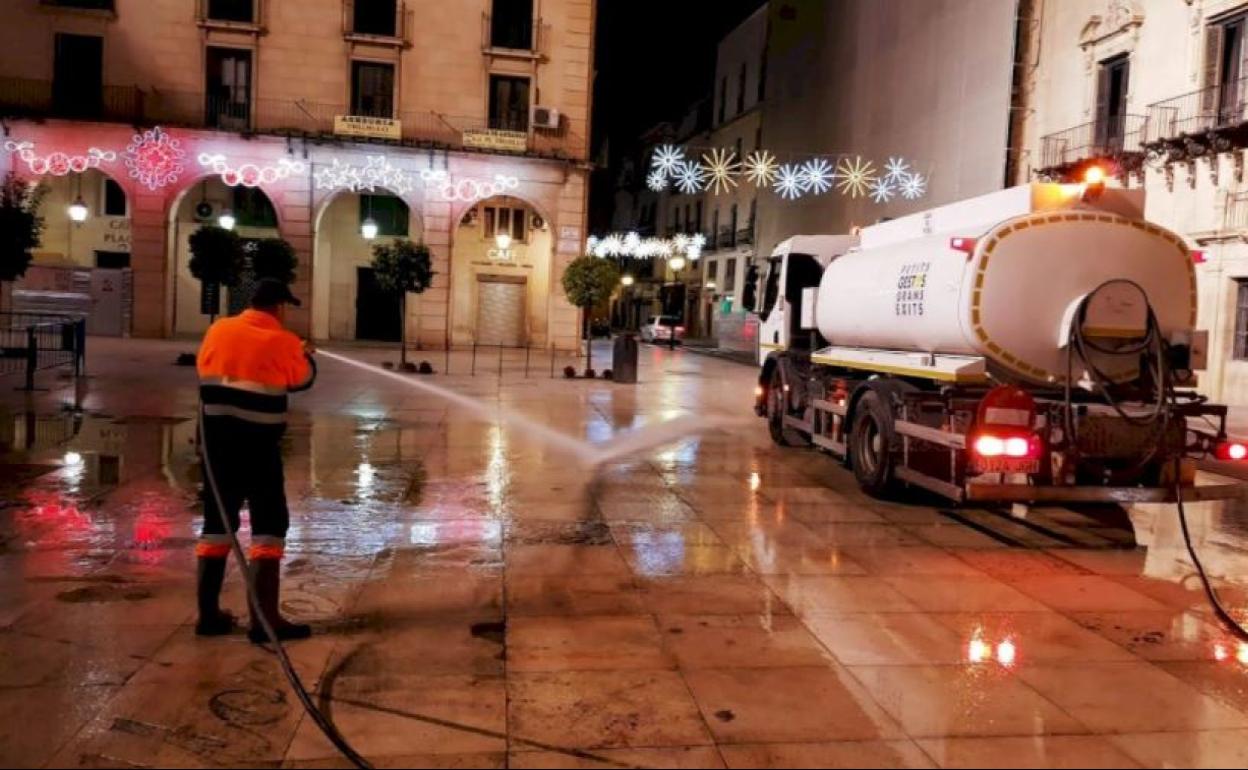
[432, 174, 521, 203]
[836, 156, 876, 199]
[315, 156, 416, 195]
[124, 127, 186, 191]
[702, 148, 740, 195]
[4, 141, 117, 176]
[869, 177, 896, 204]
[650, 144, 685, 177]
[198, 153, 305, 187]
[774, 163, 807, 201]
[743, 150, 778, 186]
[801, 158, 837, 195]
[883, 156, 911, 184]
[672, 160, 707, 195]
[900, 171, 928, 200]
[587, 231, 704, 261]
[646, 169, 669, 192]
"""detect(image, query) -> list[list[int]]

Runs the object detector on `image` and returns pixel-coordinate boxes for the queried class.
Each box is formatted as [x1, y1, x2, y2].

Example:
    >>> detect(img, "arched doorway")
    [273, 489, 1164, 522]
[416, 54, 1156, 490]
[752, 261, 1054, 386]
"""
[21, 167, 133, 335]
[167, 177, 281, 336]
[450, 195, 553, 347]
[312, 190, 422, 342]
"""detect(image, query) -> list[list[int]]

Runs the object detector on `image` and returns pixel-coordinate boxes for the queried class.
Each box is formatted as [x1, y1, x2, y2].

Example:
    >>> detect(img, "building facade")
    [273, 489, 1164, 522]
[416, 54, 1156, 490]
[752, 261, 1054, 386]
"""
[0, 0, 594, 350]
[1018, 0, 1248, 406]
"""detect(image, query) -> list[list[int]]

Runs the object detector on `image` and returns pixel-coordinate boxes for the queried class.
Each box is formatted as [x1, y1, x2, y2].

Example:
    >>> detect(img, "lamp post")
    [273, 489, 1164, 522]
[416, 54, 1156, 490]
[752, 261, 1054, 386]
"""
[668, 255, 686, 351]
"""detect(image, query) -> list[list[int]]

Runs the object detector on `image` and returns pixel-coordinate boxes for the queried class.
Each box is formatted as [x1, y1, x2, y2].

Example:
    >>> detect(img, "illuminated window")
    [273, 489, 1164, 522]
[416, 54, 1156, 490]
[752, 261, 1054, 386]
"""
[482, 205, 527, 243]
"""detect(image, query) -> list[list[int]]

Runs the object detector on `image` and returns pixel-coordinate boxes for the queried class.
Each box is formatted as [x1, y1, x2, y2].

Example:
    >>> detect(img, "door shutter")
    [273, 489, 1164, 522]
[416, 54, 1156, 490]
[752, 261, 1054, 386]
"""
[1117, 60, 1130, 148]
[1203, 24, 1225, 121]
[1094, 63, 1111, 150]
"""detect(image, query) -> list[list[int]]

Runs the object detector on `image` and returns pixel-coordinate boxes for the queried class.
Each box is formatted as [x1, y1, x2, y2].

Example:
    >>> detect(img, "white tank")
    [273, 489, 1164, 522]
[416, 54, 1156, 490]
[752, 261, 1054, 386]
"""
[814, 187, 1196, 387]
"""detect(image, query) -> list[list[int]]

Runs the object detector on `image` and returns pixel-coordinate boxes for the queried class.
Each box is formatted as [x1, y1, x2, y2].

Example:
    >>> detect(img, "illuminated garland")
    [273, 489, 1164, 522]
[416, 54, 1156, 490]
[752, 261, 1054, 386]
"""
[588, 232, 705, 261]
[124, 127, 186, 191]
[198, 153, 305, 187]
[648, 142, 929, 203]
[421, 169, 521, 203]
[314, 156, 416, 195]
[3, 140, 117, 176]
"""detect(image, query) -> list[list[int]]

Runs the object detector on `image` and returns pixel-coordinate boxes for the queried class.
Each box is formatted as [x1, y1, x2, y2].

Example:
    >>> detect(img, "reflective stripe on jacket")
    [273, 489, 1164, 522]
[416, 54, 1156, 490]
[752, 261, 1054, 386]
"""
[197, 309, 315, 425]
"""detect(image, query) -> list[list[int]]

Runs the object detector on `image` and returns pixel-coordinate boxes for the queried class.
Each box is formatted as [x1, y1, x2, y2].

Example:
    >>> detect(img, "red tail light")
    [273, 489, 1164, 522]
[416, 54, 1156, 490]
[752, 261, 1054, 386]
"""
[1216, 441, 1248, 461]
[950, 237, 978, 255]
[1192, 250, 1208, 265]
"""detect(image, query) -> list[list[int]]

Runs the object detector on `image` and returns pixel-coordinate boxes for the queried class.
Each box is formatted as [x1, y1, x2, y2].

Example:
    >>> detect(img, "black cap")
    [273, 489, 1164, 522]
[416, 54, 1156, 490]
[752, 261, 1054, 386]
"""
[250, 278, 302, 308]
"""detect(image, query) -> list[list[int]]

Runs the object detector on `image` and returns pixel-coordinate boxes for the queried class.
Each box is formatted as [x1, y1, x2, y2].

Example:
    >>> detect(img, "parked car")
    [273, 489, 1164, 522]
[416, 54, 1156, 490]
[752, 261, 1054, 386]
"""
[590, 317, 612, 338]
[639, 315, 684, 343]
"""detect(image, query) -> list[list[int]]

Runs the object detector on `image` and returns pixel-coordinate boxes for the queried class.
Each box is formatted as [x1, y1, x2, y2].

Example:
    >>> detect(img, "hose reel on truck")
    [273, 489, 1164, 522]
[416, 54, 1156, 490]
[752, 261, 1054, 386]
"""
[753, 183, 1245, 505]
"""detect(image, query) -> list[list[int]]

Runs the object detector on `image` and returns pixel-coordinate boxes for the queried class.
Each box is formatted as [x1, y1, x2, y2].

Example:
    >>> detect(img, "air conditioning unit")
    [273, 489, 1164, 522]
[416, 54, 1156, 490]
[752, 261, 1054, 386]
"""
[193, 201, 216, 223]
[531, 106, 560, 130]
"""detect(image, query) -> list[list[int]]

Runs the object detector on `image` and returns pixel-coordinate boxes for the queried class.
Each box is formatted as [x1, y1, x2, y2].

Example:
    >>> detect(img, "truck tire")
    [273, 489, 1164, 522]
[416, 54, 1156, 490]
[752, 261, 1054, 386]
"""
[849, 390, 899, 497]
[768, 369, 807, 447]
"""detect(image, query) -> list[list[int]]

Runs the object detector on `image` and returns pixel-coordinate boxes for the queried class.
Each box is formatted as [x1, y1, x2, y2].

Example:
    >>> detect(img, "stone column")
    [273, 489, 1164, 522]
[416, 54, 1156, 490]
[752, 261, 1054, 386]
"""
[128, 190, 170, 338]
[280, 178, 315, 339]
[415, 197, 452, 350]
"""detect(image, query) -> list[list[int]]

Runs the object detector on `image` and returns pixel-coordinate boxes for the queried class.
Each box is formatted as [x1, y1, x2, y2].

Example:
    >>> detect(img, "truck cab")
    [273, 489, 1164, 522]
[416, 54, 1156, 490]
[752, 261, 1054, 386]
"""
[753, 235, 858, 366]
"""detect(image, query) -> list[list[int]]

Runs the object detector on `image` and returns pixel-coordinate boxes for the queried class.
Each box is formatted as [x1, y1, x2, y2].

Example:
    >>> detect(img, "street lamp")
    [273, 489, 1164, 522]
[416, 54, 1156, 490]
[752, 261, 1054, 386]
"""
[360, 217, 379, 240]
[218, 209, 236, 231]
[67, 196, 89, 223]
[621, 274, 635, 287]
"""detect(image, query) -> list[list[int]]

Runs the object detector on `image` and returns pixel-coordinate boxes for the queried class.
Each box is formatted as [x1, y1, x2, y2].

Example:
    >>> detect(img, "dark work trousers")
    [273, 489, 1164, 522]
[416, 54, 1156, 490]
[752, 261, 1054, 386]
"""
[199, 415, 290, 559]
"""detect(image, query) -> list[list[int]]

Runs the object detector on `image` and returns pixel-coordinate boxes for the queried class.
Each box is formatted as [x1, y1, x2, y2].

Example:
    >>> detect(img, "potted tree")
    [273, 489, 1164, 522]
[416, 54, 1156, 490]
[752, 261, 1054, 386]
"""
[0, 172, 46, 312]
[560, 256, 620, 374]
[251, 237, 298, 285]
[371, 239, 434, 371]
[188, 225, 245, 324]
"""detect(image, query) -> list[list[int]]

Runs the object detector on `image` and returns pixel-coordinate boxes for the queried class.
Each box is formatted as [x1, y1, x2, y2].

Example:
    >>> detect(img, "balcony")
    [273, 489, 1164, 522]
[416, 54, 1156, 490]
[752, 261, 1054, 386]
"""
[343, 0, 413, 47]
[1144, 76, 1248, 169]
[1036, 114, 1146, 182]
[719, 225, 737, 250]
[736, 223, 754, 245]
[481, 12, 550, 60]
[0, 78, 588, 161]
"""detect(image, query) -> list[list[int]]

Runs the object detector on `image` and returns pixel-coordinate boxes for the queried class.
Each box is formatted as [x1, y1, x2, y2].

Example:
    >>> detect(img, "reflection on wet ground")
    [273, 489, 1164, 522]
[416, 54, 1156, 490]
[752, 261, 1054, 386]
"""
[3, 338, 1248, 768]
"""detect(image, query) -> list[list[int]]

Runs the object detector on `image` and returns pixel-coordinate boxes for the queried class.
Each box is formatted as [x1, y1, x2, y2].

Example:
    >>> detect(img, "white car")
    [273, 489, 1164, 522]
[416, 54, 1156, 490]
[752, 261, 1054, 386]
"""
[639, 315, 684, 343]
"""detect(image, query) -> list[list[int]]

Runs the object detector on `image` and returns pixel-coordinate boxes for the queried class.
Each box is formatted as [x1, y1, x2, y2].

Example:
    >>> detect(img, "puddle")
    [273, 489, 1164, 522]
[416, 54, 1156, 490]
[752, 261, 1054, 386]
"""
[56, 584, 153, 603]
[507, 520, 612, 546]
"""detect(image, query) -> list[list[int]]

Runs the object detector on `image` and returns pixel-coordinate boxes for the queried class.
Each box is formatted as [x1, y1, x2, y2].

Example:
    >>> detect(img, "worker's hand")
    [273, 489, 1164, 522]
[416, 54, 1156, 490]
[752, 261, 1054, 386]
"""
[303, 340, 317, 356]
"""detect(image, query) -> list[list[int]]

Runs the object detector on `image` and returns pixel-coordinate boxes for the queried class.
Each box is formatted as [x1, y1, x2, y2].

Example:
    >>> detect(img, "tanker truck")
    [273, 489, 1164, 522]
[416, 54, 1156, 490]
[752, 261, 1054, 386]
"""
[752, 180, 1247, 504]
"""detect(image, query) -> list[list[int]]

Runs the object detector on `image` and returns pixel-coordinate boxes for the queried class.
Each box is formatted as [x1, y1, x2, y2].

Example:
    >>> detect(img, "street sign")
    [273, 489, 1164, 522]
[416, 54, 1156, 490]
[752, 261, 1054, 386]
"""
[462, 128, 528, 152]
[334, 115, 402, 140]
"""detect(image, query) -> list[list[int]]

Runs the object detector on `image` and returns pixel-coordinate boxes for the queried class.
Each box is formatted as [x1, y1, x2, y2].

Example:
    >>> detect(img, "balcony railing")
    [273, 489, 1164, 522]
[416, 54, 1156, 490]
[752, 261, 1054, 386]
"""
[719, 225, 737, 249]
[0, 78, 587, 160]
[481, 12, 550, 57]
[736, 223, 754, 245]
[1037, 114, 1147, 177]
[343, 1, 413, 45]
[1145, 76, 1248, 163]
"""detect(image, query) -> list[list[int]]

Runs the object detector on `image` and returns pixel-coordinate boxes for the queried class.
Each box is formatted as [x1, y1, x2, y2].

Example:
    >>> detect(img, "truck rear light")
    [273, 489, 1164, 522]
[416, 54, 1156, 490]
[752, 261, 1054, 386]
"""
[950, 237, 978, 255]
[1192, 250, 1208, 265]
[973, 432, 1041, 460]
[1215, 441, 1248, 461]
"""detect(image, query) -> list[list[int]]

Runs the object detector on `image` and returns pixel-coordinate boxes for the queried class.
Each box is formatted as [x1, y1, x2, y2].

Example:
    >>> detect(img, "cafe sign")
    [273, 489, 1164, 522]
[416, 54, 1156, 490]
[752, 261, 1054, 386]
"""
[334, 115, 402, 140]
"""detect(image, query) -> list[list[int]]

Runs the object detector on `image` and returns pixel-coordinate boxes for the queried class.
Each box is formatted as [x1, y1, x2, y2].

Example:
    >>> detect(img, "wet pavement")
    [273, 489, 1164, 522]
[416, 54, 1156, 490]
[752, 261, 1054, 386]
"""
[3, 337, 1248, 768]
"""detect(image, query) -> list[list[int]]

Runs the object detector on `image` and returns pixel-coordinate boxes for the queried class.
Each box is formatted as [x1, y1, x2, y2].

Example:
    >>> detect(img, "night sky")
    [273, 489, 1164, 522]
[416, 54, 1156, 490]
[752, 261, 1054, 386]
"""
[588, 0, 766, 229]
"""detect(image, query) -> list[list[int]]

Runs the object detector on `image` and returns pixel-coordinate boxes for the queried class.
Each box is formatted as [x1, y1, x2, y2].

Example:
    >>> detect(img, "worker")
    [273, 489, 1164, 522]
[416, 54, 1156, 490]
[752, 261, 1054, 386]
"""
[194, 278, 316, 643]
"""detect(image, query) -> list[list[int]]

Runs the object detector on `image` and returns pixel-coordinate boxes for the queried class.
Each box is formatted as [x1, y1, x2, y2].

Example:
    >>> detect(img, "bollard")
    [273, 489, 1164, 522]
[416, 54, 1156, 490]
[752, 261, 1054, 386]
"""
[471, 341, 478, 376]
[24, 328, 36, 391]
[612, 333, 639, 384]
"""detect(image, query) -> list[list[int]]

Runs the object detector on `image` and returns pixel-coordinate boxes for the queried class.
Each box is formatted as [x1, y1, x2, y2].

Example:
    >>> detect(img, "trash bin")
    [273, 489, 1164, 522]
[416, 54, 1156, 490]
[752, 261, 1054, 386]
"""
[612, 333, 639, 383]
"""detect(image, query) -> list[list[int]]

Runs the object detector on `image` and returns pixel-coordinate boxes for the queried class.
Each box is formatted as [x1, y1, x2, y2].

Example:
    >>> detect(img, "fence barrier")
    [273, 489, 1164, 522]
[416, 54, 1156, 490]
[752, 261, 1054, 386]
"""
[0, 312, 86, 390]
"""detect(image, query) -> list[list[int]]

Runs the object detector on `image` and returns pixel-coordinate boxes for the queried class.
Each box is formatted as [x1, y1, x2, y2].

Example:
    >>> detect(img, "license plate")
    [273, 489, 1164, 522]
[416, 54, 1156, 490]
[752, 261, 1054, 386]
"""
[973, 457, 1040, 475]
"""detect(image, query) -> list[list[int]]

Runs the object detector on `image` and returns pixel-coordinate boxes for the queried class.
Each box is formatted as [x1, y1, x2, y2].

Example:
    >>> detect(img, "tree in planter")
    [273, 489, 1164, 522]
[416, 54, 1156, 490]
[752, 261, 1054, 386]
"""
[0, 173, 46, 312]
[560, 256, 620, 373]
[188, 225, 245, 324]
[251, 237, 298, 284]
[371, 239, 434, 369]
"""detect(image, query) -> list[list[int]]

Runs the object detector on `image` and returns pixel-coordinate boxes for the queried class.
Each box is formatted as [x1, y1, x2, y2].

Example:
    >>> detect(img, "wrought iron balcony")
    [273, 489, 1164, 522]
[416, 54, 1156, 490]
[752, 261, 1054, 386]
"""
[1036, 114, 1146, 181]
[736, 223, 755, 245]
[1144, 76, 1248, 164]
[719, 225, 737, 249]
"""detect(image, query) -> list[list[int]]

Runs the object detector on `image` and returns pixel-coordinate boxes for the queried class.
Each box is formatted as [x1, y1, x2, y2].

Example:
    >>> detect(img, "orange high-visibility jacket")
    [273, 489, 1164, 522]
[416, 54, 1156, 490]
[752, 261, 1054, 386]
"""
[197, 309, 315, 426]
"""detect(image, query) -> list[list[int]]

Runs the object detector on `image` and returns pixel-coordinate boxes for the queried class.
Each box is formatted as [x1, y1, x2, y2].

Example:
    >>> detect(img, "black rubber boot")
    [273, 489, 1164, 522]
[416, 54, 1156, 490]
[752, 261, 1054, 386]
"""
[195, 557, 237, 637]
[248, 559, 312, 644]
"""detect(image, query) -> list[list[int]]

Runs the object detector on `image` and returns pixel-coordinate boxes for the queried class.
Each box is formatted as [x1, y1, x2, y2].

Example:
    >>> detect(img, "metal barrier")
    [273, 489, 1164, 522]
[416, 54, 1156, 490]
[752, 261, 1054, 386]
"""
[0, 312, 86, 390]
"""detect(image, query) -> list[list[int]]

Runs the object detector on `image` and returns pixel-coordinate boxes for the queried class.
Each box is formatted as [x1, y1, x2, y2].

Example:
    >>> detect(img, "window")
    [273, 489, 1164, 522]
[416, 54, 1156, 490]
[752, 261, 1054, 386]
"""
[737, 62, 747, 114]
[735, 137, 743, 161]
[684, 204, 692, 234]
[694, 201, 703, 232]
[206, 0, 254, 22]
[1236, 279, 1248, 359]
[45, 0, 114, 9]
[730, 203, 738, 235]
[102, 178, 126, 216]
[711, 209, 719, 244]
[1094, 55, 1130, 151]
[706, 260, 719, 285]
[718, 77, 727, 124]
[725, 258, 737, 291]
[353, 0, 397, 36]
[754, 126, 762, 152]
[671, 206, 681, 235]
[95, 251, 130, 269]
[53, 33, 102, 118]
[482, 205, 527, 242]
[233, 187, 278, 228]
[1208, 14, 1248, 124]
[489, 75, 530, 131]
[491, 0, 535, 50]
[748, 197, 757, 228]
[758, 51, 767, 102]
[360, 194, 409, 237]
[206, 47, 252, 130]
[351, 61, 395, 117]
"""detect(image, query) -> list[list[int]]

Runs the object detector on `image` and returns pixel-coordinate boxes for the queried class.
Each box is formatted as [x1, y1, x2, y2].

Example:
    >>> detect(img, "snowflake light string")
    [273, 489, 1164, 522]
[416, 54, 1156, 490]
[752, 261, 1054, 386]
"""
[701, 148, 741, 196]
[587, 232, 705, 261]
[4, 140, 116, 176]
[122, 127, 187, 191]
[198, 153, 305, 188]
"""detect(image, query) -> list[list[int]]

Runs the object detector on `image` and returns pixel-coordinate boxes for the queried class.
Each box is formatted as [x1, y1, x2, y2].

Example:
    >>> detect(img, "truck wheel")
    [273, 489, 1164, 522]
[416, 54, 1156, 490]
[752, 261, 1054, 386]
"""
[768, 369, 807, 447]
[850, 391, 899, 496]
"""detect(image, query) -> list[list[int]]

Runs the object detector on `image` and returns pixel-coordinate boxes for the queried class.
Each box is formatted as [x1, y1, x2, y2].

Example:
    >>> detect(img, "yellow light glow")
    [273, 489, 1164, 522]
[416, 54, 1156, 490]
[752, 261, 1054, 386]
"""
[1084, 166, 1106, 185]
[968, 638, 991, 664]
[996, 639, 1017, 667]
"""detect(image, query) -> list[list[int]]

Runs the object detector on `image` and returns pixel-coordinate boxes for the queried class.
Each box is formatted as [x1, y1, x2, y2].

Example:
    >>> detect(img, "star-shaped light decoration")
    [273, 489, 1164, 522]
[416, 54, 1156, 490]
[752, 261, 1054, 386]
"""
[900, 171, 928, 200]
[801, 158, 837, 195]
[883, 157, 912, 184]
[774, 163, 807, 200]
[646, 169, 669, 192]
[869, 177, 896, 204]
[672, 160, 708, 194]
[701, 148, 741, 195]
[743, 150, 778, 186]
[650, 144, 685, 177]
[836, 156, 877, 198]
